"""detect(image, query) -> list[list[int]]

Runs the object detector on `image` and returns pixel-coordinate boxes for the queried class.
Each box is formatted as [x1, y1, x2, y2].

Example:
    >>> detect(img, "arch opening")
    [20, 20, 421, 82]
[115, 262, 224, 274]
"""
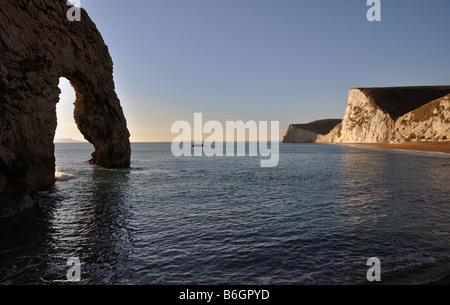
[54, 77, 94, 180]
[55, 77, 87, 144]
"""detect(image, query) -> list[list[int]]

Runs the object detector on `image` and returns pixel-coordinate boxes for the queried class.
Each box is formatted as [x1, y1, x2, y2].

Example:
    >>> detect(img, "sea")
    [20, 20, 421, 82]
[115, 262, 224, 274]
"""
[0, 143, 449, 285]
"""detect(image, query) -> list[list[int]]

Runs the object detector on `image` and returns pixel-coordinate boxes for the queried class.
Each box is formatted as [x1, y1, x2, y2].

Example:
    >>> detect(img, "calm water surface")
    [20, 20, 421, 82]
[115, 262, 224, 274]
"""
[0, 143, 449, 284]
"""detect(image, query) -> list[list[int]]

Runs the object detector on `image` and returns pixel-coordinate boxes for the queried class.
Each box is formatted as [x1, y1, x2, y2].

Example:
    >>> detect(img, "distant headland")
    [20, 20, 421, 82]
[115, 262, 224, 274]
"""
[54, 138, 87, 144]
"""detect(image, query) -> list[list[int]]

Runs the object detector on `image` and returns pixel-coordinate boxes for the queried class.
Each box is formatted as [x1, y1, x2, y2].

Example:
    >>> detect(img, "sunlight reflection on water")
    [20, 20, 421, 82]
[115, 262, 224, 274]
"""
[0, 143, 449, 284]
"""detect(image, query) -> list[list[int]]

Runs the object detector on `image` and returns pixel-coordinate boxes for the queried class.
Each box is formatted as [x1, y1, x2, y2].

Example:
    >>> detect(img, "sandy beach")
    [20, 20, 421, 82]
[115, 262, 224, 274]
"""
[350, 141, 450, 154]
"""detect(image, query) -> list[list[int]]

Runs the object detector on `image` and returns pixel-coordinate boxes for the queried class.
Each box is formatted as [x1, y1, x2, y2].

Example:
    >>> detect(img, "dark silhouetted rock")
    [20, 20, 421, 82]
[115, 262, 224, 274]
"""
[0, 0, 131, 214]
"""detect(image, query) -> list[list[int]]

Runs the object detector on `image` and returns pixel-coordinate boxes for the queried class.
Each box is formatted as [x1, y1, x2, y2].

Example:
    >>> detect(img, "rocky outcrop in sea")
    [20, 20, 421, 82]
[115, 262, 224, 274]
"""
[0, 0, 131, 215]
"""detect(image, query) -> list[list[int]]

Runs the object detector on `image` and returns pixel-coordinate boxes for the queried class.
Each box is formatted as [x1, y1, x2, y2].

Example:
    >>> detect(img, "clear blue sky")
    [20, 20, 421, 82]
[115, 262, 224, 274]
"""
[56, 0, 450, 142]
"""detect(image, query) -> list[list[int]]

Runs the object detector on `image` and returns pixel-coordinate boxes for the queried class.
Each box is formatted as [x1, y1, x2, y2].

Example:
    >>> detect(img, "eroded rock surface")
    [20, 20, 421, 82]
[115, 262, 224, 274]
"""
[320, 86, 450, 143]
[0, 0, 131, 210]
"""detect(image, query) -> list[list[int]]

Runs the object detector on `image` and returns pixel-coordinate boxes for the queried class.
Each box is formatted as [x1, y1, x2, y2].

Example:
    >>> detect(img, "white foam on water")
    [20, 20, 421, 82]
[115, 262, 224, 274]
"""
[55, 169, 77, 181]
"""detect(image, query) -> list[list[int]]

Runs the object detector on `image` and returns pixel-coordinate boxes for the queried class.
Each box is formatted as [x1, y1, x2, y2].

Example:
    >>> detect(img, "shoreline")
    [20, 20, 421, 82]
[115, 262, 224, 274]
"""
[347, 141, 450, 155]
[347, 140, 450, 285]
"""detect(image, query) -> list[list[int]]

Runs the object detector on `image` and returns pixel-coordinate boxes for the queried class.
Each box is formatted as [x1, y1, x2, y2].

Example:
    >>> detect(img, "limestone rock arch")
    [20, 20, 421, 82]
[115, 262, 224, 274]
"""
[0, 0, 131, 198]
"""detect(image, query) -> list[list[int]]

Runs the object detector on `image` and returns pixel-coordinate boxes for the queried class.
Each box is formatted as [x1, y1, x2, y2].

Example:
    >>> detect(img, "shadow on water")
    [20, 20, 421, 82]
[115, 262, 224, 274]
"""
[0, 166, 133, 284]
[0, 198, 56, 284]
[65, 167, 134, 284]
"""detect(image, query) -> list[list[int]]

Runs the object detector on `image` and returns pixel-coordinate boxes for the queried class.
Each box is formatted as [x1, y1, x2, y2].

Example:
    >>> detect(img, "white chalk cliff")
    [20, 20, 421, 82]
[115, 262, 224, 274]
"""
[316, 86, 450, 144]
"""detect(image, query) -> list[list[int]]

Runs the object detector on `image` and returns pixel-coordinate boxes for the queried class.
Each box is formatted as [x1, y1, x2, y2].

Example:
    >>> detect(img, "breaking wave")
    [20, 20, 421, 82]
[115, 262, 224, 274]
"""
[55, 169, 77, 181]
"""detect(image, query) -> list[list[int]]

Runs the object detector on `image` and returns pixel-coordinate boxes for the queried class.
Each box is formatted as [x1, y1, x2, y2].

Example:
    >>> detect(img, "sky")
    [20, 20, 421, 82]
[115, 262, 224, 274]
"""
[55, 0, 450, 142]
